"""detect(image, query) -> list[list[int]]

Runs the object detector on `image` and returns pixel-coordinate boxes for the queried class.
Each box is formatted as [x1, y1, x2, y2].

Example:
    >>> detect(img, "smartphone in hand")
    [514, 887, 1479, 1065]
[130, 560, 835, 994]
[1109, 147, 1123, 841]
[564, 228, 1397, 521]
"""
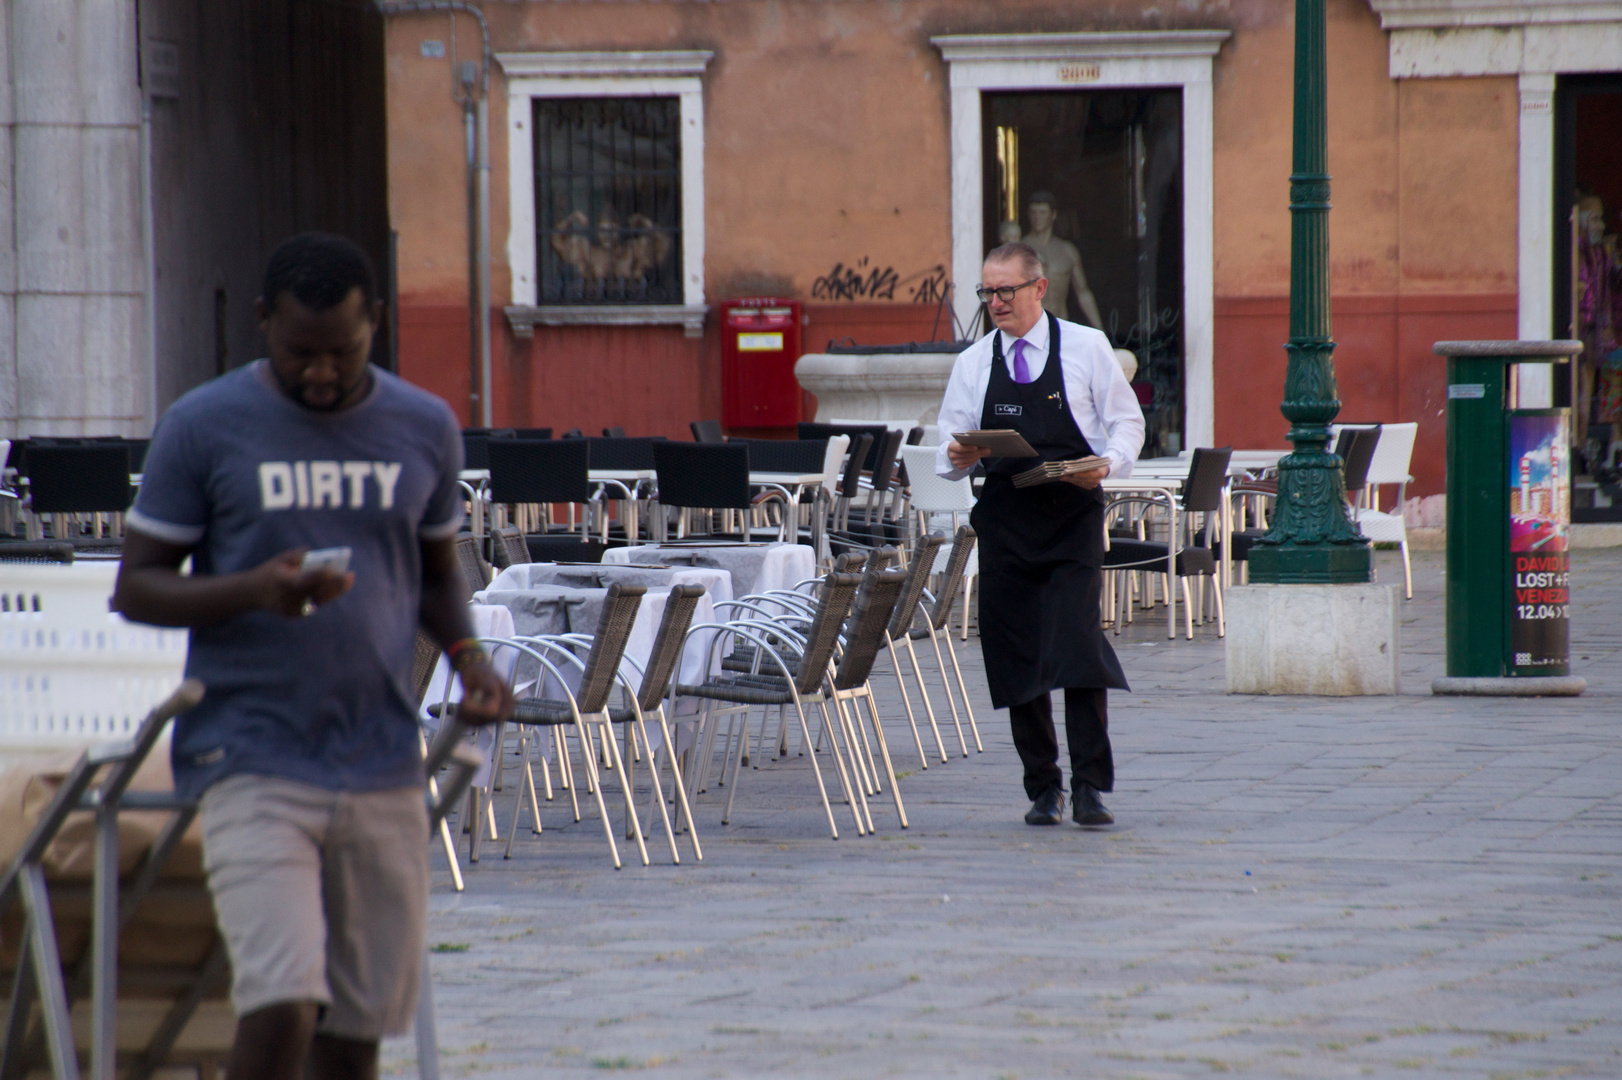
[300, 546, 352, 577]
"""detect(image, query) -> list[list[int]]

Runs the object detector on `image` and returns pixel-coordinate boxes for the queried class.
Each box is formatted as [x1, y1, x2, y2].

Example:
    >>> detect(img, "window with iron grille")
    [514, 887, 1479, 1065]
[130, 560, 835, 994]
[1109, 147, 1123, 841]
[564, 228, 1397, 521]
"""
[533, 97, 683, 304]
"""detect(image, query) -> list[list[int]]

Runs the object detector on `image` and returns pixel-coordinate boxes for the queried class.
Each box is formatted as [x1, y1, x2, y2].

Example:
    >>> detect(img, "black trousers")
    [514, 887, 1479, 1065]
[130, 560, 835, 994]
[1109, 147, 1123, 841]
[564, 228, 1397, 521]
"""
[1008, 687, 1113, 800]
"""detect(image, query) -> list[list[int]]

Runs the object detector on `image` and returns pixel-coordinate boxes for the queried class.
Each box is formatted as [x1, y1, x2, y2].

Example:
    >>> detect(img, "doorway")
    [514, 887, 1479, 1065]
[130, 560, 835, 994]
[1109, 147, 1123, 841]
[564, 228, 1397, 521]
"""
[1554, 73, 1622, 519]
[981, 89, 1184, 457]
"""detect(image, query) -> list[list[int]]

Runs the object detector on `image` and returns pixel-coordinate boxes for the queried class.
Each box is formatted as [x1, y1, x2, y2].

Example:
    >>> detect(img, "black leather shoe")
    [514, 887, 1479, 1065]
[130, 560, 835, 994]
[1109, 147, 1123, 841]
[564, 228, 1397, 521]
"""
[1024, 786, 1065, 826]
[1073, 785, 1114, 826]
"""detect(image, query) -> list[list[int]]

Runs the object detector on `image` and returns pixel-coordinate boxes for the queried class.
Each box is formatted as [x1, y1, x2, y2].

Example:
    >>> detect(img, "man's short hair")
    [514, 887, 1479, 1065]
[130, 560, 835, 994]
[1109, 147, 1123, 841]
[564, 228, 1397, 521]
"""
[1027, 190, 1056, 209]
[985, 242, 1045, 280]
[261, 232, 379, 314]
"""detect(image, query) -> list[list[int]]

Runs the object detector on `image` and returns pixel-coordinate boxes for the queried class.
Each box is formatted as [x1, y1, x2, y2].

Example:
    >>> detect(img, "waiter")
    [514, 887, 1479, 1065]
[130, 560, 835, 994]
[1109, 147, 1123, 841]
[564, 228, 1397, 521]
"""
[936, 243, 1145, 827]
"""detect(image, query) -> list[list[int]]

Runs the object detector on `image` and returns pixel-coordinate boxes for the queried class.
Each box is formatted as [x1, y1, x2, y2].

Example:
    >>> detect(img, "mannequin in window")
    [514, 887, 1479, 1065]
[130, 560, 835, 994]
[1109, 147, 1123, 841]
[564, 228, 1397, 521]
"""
[997, 219, 1023, 246]
[1022, 192, 1103, 329]
[1577, 194, 1621, 437]
[550, 208, 672, 293]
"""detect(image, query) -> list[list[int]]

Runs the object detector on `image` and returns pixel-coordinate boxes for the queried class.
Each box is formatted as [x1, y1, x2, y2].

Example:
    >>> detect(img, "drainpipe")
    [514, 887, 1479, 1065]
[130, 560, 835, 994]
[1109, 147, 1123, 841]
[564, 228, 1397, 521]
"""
[373, 2, 492, 426]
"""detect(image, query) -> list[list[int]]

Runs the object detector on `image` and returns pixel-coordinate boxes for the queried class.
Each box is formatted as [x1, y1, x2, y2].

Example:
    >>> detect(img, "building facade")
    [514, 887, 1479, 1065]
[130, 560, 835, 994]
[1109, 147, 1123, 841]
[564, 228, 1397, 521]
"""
[5, 1, 1619, 508]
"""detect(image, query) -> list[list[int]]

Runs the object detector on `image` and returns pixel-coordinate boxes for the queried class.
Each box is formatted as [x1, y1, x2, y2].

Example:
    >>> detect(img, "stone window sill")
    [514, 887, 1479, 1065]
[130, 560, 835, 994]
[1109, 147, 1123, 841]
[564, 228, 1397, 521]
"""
[504, 304, 708, 339]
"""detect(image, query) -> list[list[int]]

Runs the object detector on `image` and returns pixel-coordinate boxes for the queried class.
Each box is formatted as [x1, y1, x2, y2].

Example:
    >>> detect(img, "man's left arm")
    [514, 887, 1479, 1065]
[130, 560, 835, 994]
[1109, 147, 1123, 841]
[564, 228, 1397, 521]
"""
[417, 414, 510, 725]
[419, 537, 510, 725]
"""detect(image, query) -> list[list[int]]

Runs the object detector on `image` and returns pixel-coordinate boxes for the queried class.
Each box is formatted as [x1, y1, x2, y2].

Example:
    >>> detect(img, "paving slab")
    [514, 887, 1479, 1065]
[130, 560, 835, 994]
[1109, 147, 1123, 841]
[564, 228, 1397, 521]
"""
[384, 549, 1622, 1079]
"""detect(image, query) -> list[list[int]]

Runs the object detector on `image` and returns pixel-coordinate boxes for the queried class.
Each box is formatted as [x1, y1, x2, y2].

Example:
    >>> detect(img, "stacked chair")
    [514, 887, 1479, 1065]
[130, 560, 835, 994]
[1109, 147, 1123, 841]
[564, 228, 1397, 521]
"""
[0, 681, 483, 1080]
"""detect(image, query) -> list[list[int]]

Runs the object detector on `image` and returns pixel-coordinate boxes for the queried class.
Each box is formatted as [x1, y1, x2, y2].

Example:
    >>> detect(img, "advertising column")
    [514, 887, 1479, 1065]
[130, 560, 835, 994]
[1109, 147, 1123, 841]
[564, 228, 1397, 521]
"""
[1508, 411, 1571, 676]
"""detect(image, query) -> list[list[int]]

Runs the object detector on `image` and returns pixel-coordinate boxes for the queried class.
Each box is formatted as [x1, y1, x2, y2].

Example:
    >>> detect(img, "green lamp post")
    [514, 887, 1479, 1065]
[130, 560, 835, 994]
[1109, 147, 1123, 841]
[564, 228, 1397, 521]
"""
[1247, 0, 1372, 585]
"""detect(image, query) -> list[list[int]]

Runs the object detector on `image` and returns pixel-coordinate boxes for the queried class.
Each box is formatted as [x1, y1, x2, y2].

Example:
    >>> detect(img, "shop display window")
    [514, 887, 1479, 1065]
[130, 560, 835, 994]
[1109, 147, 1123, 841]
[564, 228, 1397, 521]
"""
[981, 90, 1184, 457]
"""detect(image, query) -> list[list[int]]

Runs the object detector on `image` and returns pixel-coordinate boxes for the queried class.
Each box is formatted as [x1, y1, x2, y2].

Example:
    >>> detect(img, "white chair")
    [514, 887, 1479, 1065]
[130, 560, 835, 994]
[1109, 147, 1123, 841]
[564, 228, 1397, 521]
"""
[899, 444, 978, 638]
[1332, 422, 1417, 599]
[811, 434, 850, 562]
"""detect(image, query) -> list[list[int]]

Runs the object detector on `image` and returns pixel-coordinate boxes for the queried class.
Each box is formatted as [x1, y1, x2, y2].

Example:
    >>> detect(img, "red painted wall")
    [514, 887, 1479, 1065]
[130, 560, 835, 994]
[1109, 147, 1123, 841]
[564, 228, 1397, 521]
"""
[1213, 293, 1517, 497]
[397, 304, 715, 439]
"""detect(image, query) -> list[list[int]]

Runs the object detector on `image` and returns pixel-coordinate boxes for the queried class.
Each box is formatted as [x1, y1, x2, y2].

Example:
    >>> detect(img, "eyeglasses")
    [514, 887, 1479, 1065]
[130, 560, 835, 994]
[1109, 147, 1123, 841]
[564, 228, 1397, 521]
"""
[974, 279, 1041, 304]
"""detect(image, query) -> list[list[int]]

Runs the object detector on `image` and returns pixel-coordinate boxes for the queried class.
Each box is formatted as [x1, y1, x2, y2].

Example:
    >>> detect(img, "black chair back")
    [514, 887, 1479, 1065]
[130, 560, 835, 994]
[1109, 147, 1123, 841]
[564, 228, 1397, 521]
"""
[1180, 447, 1233, 514]
[690, 419, 725, 443]
[733, 438, 827, 474]
[26, 445, 133, 513]
[652, 442, 752, 510]
[462, 428, 515, 471]
[602, 426, 627, 438]
[838, 434, 874, 497]
[124, 438, 151, 473]
[487, 438, 591, 505]
[799, 422, 889, 472]
[1342, 426, 1382, 494]
[586, 436, 660, 471]
[868, 430, 906, 493]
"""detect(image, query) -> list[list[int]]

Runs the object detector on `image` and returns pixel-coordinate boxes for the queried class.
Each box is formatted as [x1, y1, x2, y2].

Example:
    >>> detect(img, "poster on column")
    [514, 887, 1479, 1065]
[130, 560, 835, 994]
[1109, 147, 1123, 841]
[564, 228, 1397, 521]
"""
[1507, 410, 1570, 676]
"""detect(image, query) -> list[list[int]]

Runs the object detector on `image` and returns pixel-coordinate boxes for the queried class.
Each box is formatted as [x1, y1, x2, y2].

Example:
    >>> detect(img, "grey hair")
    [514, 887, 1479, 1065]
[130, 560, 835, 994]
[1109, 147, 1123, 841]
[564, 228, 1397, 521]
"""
[984, 242, 1045, 280]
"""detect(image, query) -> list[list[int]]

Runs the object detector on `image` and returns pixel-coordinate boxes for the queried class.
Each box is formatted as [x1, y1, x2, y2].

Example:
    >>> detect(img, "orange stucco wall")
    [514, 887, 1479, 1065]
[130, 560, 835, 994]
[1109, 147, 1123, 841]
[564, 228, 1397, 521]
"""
[383, 0, 1524, 493]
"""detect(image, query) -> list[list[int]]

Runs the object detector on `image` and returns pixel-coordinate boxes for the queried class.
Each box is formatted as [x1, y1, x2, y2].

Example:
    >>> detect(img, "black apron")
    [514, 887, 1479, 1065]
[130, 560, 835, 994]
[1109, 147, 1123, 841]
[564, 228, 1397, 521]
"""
[969, 313, 1128, 708]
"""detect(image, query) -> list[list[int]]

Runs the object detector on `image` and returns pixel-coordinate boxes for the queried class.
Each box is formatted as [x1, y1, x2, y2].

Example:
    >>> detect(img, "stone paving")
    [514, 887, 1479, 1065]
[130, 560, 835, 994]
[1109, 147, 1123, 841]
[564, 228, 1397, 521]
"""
[387, 549, 1622, 1079]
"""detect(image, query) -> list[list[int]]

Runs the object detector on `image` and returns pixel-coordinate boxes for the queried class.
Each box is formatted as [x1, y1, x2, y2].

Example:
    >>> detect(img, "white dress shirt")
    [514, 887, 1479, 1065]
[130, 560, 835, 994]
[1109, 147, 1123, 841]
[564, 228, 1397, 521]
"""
[935, 315, 1146, 481]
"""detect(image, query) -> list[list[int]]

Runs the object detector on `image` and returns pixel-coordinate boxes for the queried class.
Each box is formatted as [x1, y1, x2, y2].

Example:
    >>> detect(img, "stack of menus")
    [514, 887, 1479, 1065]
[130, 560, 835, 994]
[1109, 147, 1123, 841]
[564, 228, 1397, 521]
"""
[953, 430, 1108, 488]
[1010, 455, 1110, 488]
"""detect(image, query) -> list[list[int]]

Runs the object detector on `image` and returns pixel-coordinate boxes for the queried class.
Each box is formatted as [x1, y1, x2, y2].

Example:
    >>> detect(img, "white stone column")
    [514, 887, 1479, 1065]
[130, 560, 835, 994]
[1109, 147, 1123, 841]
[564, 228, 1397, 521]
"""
[9, 0, 145, 437]
[1516, 71, 1556, 408]
[0, 10, 16, 435]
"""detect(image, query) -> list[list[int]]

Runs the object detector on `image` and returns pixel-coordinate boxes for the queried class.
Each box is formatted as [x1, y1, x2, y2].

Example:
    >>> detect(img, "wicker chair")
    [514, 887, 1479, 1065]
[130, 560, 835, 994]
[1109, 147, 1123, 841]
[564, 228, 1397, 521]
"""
[677, 573, 863, 838]
[449, 583, 649, 868]
[909, 526, 983, 752]
[489, 525, 532, 571]
[882, 533, 956, 767]
[454, 533, 491, 592]
[818, 566, 912, 832]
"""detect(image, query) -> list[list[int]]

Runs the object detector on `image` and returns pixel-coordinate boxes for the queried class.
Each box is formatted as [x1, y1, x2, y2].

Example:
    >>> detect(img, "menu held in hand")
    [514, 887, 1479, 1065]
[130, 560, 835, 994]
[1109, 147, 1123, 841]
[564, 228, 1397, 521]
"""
[1011, 455, 1110, 488]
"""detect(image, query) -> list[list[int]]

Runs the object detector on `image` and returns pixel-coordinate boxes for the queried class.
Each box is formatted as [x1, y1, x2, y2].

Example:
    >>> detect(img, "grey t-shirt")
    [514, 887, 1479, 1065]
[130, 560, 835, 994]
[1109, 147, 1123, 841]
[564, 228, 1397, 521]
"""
[128, 362, 464, 800]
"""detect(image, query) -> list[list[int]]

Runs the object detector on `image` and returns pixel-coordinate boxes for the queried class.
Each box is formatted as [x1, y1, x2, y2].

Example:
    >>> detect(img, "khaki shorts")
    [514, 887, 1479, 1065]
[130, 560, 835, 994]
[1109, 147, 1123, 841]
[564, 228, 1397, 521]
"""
[200, 773, 429, 1039]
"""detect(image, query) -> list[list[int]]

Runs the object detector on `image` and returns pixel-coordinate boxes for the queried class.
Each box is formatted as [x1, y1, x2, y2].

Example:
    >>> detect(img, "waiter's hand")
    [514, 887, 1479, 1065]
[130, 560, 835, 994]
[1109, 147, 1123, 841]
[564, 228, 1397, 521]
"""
[947, 441, 991, 471]
[1064, 463, 1111, 489]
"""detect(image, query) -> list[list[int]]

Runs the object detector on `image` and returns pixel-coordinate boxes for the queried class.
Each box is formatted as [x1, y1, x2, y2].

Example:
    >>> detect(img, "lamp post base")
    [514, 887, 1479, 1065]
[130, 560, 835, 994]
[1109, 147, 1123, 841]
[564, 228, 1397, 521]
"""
[1248, 543, 1372, 585]
[1226, 582, 1400, 695]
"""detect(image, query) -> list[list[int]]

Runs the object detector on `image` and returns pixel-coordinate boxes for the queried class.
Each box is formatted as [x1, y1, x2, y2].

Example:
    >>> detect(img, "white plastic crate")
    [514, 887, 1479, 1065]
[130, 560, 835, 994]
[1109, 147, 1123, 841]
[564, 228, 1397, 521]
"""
[0, 562, 188, 746]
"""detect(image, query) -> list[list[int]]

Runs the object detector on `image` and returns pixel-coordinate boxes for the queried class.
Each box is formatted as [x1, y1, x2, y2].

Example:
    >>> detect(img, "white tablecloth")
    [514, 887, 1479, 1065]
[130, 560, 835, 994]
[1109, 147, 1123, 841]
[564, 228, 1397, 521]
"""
[489, 561, 733, 610]
[603, 542, 816, 598]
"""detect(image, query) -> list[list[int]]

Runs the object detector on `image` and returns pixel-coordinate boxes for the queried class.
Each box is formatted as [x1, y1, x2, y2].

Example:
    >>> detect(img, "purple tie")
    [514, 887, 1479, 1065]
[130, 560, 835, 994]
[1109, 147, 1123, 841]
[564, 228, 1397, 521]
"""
[1011, 338, 1033, 384]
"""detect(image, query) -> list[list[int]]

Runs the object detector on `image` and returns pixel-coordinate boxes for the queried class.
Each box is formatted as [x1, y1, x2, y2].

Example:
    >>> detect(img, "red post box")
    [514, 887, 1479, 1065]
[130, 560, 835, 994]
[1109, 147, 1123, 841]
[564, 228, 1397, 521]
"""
[721, 298, 804, 429]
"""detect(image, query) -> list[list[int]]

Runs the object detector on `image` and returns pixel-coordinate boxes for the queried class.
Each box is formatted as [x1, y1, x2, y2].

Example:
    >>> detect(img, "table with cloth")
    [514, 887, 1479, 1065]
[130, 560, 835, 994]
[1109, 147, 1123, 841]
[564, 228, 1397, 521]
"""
[464, 579, 722, 760]
[602, 542, 817, 599]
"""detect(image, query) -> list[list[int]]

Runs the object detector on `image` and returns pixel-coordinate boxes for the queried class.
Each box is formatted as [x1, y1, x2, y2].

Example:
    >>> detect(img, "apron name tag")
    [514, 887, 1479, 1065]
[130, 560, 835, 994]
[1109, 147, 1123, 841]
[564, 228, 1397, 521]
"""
[994, 404, 1023, 416]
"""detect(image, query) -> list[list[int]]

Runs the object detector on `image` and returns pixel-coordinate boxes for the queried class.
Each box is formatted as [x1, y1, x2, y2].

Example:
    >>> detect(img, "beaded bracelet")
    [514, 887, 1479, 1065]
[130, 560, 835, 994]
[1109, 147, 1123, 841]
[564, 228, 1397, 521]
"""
[446, 637, 487, 671]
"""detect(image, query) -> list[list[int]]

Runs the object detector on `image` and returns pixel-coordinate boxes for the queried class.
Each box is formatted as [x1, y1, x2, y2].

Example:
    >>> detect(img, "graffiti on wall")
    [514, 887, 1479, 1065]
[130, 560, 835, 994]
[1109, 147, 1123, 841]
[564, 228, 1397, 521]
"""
[811, 258, 951, 304]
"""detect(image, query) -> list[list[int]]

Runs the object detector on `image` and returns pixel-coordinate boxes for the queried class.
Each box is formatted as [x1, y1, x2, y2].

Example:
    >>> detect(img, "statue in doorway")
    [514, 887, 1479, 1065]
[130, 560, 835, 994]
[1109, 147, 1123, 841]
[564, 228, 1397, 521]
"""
[1022, 191, 1103, 329]
[550, 207, 673, 290]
